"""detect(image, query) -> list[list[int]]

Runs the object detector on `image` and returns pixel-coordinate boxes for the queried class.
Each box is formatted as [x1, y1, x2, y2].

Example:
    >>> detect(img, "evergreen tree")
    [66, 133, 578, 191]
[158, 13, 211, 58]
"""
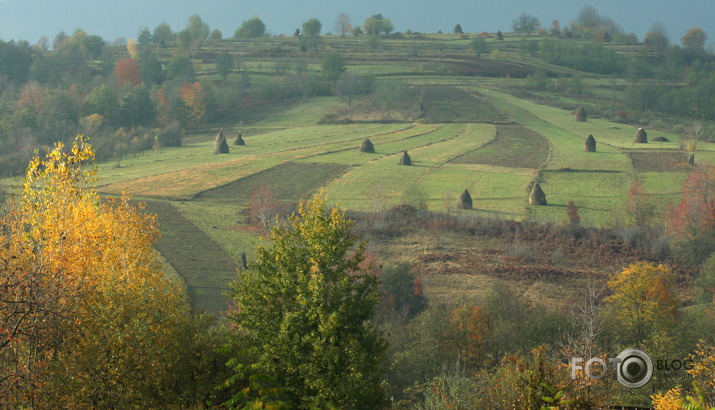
[227, 193, 387, 408]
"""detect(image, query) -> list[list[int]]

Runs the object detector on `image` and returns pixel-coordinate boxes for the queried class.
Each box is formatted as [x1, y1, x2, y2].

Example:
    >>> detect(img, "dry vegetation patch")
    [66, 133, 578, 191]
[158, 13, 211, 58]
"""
[195, 161, 349, 203]
[451, 125, 550, 168]
[627, 150, 690, 172]
[420, 86, 510, 124]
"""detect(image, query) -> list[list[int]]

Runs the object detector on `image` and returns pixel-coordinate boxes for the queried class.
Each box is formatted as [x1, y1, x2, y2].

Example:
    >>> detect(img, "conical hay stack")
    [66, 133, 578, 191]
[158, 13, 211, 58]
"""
[234, 133, 245, 146]
[214, 129, 229, 154]
[575, 106, 587, 122]
[359, 138, 375, 153]
[399, 150, 412, 166]
[456, 189, 473, 210]
[529, 183, 547, 205]
[634, 128, 648, 143]
[584, 134, 596, 152]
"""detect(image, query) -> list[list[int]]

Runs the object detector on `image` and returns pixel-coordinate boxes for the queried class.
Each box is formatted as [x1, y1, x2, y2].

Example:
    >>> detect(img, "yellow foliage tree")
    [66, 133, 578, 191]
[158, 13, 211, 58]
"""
[0, 136, 192, 407]
[127, 38, 139, 59]
[606, 262, 678, 344]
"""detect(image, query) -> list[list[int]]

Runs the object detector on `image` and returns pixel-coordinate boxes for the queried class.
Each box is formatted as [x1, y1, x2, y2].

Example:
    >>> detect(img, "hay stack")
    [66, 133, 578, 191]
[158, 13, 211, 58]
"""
[529, 183, 547, 205]
[234, 133, 245, 146]
[652, 136, 669, 142]
[399, 150, 412, 166]
[575, 106, 587, 122]
[214, 129, 229, 154]
[456, 189, 473, 210]
[634, 128, 648, 144]
[360, 138, 375, 153]
[584, 134, 596, 152]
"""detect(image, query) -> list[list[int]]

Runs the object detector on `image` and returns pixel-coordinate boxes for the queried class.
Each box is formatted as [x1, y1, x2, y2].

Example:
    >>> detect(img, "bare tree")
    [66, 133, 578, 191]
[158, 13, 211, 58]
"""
[366, 184, 387, 215]
[563, 280, 606, 360]
[335, 73, 363, 105]
[684, 122, 704, 165]
[249, 185, 281, 231]
[334, 13, 352, 36]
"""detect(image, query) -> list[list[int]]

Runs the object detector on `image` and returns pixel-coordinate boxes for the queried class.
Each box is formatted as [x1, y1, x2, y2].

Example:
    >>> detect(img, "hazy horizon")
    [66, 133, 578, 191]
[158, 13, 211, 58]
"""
[0, 0, 713, 47]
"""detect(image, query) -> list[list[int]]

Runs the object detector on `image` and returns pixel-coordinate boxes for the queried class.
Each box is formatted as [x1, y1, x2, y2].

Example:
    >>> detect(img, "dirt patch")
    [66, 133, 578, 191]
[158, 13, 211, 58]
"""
[627, 151, 690, 172]
[450, 125, 550, 168]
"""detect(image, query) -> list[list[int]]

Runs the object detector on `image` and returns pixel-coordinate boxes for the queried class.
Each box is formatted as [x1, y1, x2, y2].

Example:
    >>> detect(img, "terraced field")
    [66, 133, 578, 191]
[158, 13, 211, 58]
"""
[451, 125, 550, 169]
[32, 55, 699, 313]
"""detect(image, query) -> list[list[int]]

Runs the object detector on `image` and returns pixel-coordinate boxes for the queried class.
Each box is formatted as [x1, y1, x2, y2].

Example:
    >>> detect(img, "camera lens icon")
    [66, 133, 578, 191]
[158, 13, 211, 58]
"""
[616, 348, 653, 388]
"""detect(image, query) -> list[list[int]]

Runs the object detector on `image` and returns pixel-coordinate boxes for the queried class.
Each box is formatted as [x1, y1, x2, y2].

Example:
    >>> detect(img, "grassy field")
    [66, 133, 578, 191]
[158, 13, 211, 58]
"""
[5, 33, 711, 313]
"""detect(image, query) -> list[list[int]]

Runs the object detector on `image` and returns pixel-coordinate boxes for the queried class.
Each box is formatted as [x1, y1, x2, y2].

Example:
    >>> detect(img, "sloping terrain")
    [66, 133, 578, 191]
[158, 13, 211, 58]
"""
[142, 200, 238, 314]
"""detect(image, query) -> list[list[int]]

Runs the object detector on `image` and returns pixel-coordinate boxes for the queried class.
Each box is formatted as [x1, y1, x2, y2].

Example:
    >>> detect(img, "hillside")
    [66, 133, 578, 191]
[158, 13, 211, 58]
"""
[49, 34, 702, 316]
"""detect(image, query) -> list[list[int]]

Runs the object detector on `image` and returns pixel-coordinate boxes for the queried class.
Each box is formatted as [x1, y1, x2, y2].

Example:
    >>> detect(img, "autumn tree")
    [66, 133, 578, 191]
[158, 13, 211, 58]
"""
[334, 13, 352, 36]
[0, 136, 195, 407]
[228, 192, 387, 408]
[380, 263, 427, 318]
[248, 184, 282, 231]
[180, 81, 207, 127]
[126, 38, 139, 58]
[606, 262, 678, 345]
[667, 166, 715, 264]
[447, 304, 490, 370]
[115, 57, 143, 86]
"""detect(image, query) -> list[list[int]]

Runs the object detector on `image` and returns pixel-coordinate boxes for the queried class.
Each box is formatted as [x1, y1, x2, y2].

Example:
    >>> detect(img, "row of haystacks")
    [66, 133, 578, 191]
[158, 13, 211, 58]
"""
[575, 106, 652, 144]
[453, 186, 546, 210]
[360, 138, 413, 166]
[214, 129, 246, 154]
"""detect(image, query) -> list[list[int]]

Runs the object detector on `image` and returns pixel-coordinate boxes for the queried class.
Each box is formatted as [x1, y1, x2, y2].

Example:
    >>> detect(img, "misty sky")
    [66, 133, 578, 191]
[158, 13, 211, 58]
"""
[0, 0, 712, 47]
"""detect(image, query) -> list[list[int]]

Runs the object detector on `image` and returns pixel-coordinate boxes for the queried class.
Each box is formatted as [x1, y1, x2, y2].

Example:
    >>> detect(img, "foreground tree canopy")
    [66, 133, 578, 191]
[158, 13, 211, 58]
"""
[0, 136, 195, 407]
[228, 192, 388, 408]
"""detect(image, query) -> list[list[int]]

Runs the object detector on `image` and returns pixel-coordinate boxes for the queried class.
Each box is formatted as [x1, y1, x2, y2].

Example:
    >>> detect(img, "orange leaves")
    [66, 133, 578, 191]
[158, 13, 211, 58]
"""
[115, 57, 143, 86]
[447, 304, 490, 367]
[179, 81, 207, 126]
[669, 166, 715, 234]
